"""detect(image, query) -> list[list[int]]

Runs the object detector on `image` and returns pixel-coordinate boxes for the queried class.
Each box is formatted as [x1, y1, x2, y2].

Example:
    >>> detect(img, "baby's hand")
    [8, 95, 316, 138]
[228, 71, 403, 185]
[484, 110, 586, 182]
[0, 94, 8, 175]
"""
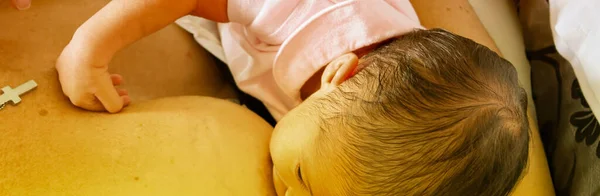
[53, 0, 227, 112]
[56, 42, 130, 113]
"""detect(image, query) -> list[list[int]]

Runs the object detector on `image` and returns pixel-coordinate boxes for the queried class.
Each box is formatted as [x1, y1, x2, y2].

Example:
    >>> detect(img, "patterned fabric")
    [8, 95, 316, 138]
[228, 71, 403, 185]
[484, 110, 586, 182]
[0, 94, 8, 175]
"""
[520, 0, 600, 195]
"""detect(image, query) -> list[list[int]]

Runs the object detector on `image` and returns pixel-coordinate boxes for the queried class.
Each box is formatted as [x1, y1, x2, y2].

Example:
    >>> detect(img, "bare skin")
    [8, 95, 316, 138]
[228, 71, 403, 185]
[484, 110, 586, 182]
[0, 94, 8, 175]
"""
[0, 1, 274, 195]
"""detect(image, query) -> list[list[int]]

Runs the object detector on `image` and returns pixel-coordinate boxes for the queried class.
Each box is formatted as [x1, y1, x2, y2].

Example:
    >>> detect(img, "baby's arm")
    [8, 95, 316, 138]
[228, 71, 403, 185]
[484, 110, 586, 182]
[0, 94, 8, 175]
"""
[56, 0, 228, 113]
[71, 0, 228, 62]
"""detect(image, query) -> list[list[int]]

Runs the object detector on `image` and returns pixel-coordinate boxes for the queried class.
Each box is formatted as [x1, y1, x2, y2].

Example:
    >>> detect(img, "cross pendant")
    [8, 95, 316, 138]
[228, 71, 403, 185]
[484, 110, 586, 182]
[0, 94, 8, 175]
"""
[0, 80, 38, 109]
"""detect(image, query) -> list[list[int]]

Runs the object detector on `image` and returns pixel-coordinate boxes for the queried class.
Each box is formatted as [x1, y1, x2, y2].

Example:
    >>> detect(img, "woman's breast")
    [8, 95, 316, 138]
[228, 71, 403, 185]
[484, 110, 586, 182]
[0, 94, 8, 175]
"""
[0, 96, 275, 195]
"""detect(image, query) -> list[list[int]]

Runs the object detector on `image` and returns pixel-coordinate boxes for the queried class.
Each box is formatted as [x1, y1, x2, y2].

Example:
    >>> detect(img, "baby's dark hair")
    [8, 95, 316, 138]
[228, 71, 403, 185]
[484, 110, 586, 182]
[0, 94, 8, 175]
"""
[313, 29, 529, 195]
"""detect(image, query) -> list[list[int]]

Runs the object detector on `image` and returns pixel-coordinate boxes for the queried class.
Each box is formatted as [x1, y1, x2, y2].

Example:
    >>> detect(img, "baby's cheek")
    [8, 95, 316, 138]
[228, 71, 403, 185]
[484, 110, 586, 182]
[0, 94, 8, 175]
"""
[273, 167, 288, 196]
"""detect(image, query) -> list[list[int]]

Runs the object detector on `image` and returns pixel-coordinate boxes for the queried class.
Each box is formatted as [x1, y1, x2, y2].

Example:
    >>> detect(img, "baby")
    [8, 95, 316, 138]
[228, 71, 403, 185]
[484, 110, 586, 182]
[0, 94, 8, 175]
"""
[55, 0, 530, 195]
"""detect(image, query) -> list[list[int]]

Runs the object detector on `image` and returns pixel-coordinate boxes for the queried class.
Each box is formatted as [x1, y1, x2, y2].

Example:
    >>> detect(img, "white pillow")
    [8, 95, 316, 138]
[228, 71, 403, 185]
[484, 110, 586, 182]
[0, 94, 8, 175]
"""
[551, 0, 600, 117]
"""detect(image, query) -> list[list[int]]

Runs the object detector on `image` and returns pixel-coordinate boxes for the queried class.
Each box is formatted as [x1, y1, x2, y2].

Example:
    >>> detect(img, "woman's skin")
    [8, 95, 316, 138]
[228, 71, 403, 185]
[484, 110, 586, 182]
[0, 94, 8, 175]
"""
[0, 1, 275, 195]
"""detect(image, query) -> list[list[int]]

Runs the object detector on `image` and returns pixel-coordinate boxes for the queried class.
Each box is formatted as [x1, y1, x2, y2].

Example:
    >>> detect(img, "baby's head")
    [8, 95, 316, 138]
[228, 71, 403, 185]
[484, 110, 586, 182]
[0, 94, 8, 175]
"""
[270, 29, 529, 195]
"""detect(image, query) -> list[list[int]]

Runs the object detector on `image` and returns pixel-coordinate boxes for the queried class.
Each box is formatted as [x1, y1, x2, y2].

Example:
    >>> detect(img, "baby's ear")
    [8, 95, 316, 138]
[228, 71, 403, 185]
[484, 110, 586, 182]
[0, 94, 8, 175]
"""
[321, 53, 359, 89]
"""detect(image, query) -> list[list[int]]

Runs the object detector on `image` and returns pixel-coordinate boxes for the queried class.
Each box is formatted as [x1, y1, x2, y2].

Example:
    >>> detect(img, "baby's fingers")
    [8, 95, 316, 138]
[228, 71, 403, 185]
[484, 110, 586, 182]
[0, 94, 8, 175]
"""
[113, 76, 130, 106]
[116, 88, 128, 96]
[111, 74, 124, 86]
[117, 88, 131, 106]
[122, 95, 131, 107]
[95, 73, 124, 113]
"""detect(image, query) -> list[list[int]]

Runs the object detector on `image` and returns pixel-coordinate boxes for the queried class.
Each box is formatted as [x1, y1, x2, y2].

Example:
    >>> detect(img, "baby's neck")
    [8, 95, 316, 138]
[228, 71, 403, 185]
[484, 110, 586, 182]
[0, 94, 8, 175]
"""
[299, 43, 381, 100]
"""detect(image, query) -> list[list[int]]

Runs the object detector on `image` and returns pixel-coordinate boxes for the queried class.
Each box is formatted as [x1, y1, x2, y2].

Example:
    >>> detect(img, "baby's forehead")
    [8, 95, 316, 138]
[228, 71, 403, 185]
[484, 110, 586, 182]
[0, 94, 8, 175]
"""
[300, 126, 359, 195]
[301, 152, 346, 195]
